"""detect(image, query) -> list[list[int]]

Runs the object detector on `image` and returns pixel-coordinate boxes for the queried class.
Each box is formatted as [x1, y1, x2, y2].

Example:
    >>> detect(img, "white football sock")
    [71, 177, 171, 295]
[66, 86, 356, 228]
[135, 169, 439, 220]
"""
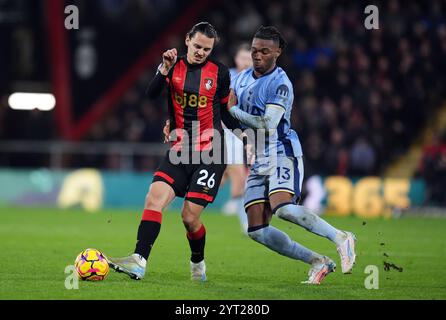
[248, 225, 323, 264]
[236, 197, 248, 233]
[276, 204, 346, 246]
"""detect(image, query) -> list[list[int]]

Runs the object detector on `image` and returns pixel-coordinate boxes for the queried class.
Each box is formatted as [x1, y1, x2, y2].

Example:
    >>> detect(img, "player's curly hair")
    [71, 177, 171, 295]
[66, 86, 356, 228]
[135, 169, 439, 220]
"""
[187, 22, 220, 44]
[254, 26, 287, 50]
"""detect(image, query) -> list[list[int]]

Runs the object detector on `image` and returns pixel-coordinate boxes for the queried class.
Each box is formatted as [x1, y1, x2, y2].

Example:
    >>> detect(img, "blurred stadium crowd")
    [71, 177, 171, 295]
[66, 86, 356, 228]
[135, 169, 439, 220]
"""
[87, 0, 446, 177]
[0, 0, 445, 179]
[416, 132, 446, 206]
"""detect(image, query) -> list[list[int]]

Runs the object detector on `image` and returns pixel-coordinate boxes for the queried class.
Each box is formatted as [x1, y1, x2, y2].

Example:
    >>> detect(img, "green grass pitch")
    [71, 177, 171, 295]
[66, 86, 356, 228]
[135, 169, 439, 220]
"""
[0, 206, 445, 300]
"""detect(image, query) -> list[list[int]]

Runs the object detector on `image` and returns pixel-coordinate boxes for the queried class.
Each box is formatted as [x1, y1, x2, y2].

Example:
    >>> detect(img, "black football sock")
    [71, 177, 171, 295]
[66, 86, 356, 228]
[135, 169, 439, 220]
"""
[134, 210, 162, 261]
[186, 224, 206, 263]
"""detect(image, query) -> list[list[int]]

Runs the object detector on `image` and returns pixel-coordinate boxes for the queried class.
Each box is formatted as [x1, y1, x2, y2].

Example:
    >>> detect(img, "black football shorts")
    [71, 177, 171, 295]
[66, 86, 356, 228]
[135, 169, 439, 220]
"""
[152, 153, 227, 207]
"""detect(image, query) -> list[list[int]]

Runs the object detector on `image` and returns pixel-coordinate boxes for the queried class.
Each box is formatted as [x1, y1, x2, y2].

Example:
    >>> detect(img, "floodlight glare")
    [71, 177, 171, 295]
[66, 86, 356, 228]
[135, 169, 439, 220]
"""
[8, 93, 56, 111]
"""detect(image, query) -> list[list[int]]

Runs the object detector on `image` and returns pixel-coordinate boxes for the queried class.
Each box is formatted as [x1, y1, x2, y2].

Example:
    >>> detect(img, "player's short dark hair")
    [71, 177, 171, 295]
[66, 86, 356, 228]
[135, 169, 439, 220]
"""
[254, 26, 287, 50]
[187, 22, 220, 44]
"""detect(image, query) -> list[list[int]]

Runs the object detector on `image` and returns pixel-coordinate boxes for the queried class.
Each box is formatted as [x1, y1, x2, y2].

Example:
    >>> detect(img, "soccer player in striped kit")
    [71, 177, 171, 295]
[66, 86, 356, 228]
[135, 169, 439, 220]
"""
[109, 22, 241, 281]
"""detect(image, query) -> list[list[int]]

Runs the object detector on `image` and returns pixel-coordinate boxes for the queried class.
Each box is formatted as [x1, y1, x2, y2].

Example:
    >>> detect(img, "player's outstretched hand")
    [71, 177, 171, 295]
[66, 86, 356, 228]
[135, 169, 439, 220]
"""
[160, 49, 177, 75]
[163, 119, 170, 143]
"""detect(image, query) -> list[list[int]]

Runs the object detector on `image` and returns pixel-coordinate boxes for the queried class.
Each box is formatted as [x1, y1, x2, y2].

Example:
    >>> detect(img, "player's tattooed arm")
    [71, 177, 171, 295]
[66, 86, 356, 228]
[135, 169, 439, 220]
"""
[228, 103, 285, 130]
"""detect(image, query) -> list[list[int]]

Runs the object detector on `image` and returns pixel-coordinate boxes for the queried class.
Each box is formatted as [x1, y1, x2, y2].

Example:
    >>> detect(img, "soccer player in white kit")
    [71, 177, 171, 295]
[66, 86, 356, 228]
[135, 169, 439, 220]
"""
[228, 26, 357, 284]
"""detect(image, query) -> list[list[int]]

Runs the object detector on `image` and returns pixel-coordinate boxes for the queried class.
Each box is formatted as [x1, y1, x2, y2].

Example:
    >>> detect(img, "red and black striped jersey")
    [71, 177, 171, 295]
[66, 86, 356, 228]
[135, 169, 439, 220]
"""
[147, 56, 240, 152]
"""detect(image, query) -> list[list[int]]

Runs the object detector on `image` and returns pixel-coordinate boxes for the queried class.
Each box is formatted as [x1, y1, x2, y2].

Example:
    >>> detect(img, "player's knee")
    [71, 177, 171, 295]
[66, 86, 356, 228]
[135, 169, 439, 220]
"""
[247, 225, 267, 243]
[275, 204, 318, 229]
[181, 212, 199, 230]
[247, 229, 259, 241]
[274, 204, 294, 221]
[181, 211, 193, 224]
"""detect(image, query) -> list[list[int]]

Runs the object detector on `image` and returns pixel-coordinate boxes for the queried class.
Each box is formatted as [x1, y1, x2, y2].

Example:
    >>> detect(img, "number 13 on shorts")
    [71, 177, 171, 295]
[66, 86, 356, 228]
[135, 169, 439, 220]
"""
[269, 157, 303, 198]
[277, 167, 291, 182]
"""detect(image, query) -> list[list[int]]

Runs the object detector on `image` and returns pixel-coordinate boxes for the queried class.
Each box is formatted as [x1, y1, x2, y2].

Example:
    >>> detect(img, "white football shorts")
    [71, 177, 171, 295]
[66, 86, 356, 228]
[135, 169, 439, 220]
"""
[244, 156, 304, 211]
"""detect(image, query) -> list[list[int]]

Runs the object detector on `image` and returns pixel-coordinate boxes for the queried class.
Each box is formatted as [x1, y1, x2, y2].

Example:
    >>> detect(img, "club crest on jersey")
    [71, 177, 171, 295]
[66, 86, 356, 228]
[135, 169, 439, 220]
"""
[204, 78, 214, 91]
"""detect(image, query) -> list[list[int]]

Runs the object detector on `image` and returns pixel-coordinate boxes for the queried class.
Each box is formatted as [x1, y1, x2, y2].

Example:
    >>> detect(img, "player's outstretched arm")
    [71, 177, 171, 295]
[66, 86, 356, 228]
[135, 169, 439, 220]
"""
[160, 48, 177, 75]
[146, 48, 178, 98]
[229, 103, 285, 130]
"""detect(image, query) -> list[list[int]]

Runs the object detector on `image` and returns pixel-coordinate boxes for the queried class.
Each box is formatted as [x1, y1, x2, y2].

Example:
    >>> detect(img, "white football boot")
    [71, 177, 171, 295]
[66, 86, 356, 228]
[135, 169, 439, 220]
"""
[336, 231, 357, 273]
[108, 254, 146, 280]
[302, 256, 336, 285]
[190, 260, 207, 281]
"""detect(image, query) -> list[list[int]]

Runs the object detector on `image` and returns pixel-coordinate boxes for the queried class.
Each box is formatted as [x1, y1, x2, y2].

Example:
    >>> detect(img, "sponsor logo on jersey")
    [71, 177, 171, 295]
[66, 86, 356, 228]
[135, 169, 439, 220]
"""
[276, 84, 289, 97]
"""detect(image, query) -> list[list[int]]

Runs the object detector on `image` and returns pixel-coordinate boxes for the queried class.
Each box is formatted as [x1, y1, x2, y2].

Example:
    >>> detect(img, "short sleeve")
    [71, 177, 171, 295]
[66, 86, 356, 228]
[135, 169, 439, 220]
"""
[266, 78, 292, 110]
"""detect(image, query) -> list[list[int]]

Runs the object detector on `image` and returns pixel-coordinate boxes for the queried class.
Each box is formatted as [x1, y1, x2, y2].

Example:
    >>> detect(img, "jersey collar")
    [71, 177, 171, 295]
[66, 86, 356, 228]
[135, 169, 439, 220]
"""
[183, 56, 209, 69]
[252, 65, 278, 79]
